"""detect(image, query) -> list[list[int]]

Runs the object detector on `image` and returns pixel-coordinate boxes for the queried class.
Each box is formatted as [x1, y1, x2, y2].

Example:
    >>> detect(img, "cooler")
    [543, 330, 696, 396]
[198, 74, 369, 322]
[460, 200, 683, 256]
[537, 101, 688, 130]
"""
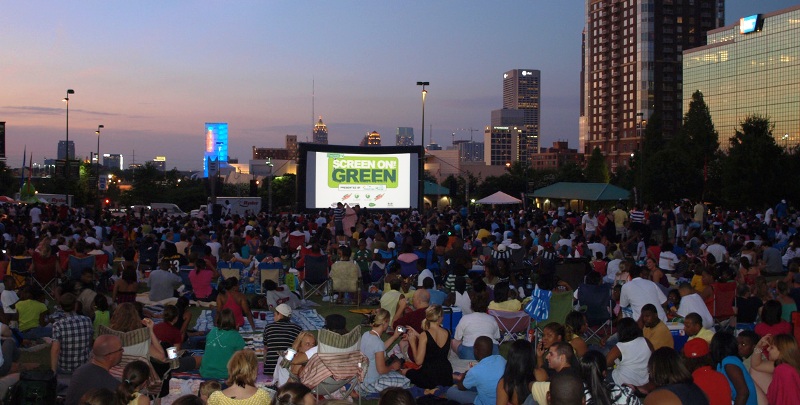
[667, 322, 688, 352]
[442, 306, 463, 335]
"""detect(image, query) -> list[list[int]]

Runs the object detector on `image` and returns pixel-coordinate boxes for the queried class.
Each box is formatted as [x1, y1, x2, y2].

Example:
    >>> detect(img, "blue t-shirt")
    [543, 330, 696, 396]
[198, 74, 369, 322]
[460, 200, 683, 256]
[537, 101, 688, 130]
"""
[463, 354, 506, 405]
[429, 289, 447, 306]
[360, 331, 386, 385]
[718, 355, 757, 405]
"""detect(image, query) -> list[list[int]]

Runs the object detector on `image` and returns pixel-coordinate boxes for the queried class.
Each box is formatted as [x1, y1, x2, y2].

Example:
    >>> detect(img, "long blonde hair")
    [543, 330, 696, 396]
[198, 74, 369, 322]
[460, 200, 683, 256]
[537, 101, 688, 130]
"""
[422, 305, 443, 331]
[226, 350, 258, 388]
[291, 331, 317, 352]
[773, 334, 800, 374]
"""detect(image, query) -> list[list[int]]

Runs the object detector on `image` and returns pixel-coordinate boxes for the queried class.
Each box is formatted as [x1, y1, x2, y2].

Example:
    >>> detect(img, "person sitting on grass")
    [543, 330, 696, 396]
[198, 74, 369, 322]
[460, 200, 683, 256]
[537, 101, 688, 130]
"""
[446, 336, 505, 405]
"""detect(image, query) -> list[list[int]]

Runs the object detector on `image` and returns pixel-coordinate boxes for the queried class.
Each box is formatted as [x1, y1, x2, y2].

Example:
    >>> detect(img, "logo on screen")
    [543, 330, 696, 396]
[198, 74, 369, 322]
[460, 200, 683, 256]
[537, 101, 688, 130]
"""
[328, 156, 399, 188]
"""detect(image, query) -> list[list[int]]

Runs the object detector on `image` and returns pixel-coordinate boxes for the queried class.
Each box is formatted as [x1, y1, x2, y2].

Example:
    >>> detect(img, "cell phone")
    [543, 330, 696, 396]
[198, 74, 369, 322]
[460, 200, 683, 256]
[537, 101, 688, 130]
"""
[396, 326, 406, 333]
[285, 348, 297, 361]
[167, 347, 178, 360]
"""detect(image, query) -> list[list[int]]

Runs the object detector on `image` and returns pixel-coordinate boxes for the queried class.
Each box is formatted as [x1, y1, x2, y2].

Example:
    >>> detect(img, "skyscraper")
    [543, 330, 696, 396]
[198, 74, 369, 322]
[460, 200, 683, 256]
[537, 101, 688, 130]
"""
[102, 153, 123, 170]
[396, 127, 414, 146]
[582, 0, 724, 170]
[360, 131, 381, 147]
[683, 6, 800, 150]
[502, 69, 541, 163]
[484, 126, 521, 166]
[204, 123, 228, 177]
[57, 140, 75, 160]
[313, 116, 328, 144]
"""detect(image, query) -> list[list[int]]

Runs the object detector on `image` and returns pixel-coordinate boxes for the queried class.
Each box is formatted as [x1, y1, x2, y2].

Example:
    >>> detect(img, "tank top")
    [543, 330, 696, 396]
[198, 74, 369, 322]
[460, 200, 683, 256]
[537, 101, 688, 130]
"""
[454, 291, 473, 315]
[612, 337, 651, 386]
[660, 383, 710, 405]
[222, 294, 245, 328]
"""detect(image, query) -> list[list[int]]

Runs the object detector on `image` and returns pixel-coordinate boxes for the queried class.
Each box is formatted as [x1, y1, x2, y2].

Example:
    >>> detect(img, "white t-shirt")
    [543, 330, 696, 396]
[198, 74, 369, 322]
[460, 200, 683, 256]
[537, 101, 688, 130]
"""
[206, 241, 222, 261]
[620, 277, 667, 322]
[417, 269, 435, 289]
[29, 207, 42, 224]
[1, 290, 19, 314]
[582, 215, 598, 233]
[604, 259, 622, 284]
[658, 251, 678, 272]
[705, 244, 727, 264]
[676, 293, 715, 330]
[454, 312, 500, 346]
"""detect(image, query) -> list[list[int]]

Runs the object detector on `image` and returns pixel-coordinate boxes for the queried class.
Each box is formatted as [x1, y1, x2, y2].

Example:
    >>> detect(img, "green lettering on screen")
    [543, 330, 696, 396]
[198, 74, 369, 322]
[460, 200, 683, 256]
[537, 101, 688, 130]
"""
[328, 156, 399, 188]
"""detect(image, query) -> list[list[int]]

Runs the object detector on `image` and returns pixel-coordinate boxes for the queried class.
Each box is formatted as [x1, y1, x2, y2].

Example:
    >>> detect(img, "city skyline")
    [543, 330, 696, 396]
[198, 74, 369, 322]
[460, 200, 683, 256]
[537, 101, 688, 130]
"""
[1, 1, 793, 171]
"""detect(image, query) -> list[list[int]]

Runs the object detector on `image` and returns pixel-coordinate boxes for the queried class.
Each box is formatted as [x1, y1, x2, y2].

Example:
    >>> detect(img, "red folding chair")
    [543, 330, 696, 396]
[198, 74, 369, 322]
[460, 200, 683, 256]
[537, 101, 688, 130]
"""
[711, 282, 736, 328]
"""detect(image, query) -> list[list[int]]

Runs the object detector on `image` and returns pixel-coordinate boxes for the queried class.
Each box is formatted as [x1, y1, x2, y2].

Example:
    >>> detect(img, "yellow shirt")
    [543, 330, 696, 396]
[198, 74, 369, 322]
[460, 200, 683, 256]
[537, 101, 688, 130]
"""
[16, 299, 48, 332]
[488, 299, 522, 311]
[691, 274, 705, 293]
[208, 389, 271, 405]
[689, 327, 714, 343]
[643, 321, 674, 350]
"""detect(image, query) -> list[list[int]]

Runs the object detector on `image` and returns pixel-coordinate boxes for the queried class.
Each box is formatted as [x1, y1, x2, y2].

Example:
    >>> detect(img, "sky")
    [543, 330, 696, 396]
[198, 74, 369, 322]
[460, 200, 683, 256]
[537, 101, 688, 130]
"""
[2, 0, 796, 171]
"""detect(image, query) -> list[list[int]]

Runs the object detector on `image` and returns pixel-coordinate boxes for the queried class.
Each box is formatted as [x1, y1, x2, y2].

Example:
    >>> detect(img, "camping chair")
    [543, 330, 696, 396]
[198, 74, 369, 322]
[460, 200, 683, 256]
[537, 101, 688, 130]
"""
[8, 256, 33, 288]
[793, 312, 800, 342]
[577, 283, 614, 344]
[555, 259, 590, 290]
[67, 255, 96, 281]
[301, 255, 329, 300]
[368, 260, 387, 286]
[509, 247, 528, 273]
[533, 291, 574, 345]
[398, 260, 417, 278]
[257, 262, 282, 293]
[489, 309, 532, 343]
[178, 265, 194, 293]
[220, 261, 245, 282]
[298, 351, 368, 404]
[330, 261, 361, 306]
[318, 326, 362, 353]
[288, 234, 306, 253]
[57, 250, 73, 273]
[100, 325, 176, 399]
[711, 282, 737, 329]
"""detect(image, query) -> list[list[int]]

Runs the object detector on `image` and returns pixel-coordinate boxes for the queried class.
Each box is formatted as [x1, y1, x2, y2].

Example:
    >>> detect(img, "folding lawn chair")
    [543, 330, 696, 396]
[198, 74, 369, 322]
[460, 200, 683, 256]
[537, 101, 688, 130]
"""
[489, 309, 532, 343]
[220, 261, 245, 282]
[532, 290, 574, 346]
[302, 255, 329, 300]
[9, 256, 33, 288]
[577, 283, 614, 344]
[257, 262, 282, 293]
[299, 351, 367, 404]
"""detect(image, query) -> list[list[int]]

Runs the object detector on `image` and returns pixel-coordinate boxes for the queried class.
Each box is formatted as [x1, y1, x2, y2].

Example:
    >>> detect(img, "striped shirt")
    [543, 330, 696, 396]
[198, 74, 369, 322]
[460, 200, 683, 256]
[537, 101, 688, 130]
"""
[630, 210, 645, 223]
[263, 319, 302, 374]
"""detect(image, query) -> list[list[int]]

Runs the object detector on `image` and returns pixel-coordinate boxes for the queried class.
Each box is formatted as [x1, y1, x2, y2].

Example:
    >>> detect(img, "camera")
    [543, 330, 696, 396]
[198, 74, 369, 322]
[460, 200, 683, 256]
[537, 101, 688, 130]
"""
[285, 348, 297, 361]
[396, 326, 406, 333]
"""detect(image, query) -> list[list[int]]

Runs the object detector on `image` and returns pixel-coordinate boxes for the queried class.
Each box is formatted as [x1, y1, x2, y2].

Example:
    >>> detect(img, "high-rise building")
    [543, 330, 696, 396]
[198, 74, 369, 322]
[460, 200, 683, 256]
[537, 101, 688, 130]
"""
[286, 135, 298, 159]
[57, 140, 75, 160]
[0, 122, 5, 160]
[102, 153, 123, 170]
[683, 6, 800, 150]
[453, 140, 485, 162]
[502, 69, 541, 163]
[313, 116, 328, 144]
[582, 0, 724, 170]
[484, 126, 521, 166]
[360, 131, 381, 147]
[153, 156, 166, 172]
[204, 123, 228, 177]
[530, 141, 584, 170]
[396, 127, 414, 146]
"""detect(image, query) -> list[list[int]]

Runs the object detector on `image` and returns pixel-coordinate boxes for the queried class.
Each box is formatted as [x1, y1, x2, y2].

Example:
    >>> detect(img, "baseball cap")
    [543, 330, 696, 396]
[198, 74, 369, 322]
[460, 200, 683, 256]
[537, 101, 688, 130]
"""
[387, 242, 396, 249]
[497, 244, 507, 252]
[275, 303, 292, 317]
[683, 338, 709, 358]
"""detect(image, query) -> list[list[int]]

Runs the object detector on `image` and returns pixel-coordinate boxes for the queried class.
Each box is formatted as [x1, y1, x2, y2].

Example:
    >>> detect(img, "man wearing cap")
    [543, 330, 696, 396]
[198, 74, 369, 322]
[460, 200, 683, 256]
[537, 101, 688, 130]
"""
[682, 338, 732, 405]
[262, 303, 301, 375]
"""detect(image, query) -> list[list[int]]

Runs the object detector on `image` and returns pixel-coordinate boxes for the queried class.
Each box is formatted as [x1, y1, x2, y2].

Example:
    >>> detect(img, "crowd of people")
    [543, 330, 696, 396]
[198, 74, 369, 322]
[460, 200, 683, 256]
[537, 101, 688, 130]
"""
[0, 197, 799, 405]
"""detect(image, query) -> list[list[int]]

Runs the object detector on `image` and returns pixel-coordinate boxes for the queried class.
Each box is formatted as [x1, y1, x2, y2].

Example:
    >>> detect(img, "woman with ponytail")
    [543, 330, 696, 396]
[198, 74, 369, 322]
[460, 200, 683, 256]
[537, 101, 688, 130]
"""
[402, 304, 454, 388]
[580, 350, 641, 405]
[117, 360, 151, 405]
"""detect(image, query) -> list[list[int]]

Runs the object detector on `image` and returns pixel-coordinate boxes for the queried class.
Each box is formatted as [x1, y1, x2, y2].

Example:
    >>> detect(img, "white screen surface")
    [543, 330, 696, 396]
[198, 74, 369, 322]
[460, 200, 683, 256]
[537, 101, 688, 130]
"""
[311, 151, 413, 209]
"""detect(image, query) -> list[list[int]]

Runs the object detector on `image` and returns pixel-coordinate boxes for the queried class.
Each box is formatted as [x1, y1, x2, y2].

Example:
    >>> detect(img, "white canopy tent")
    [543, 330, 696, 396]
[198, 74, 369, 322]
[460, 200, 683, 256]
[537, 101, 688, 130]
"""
[476, 191, 522, 205]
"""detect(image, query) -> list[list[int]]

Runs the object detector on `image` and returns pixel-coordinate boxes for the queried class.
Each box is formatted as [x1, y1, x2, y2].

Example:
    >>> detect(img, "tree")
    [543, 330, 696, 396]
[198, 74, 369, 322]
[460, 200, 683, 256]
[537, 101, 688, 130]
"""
[721, 115, 782, 208]
[585, 147, 610, 183]
[680, 90, 720, 200]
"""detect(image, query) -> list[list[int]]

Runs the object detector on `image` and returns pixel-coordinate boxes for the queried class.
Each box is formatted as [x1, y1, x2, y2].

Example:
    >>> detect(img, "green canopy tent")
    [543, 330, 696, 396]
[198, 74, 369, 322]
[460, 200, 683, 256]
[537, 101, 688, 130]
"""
[529, 182, 630, 211]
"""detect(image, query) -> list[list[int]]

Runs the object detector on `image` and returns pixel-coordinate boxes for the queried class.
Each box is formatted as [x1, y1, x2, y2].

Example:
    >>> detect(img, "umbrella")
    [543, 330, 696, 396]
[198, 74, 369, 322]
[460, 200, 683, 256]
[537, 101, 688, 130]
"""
[0, 196, 16, 203]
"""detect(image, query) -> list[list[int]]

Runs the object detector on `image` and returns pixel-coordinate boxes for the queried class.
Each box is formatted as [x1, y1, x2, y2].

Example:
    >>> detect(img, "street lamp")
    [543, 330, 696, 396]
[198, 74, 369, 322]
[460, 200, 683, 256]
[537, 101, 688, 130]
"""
[95, 124, 104, 219]
[63, 89, 75, 206]
[416, 82, 429, 210]
[636, 112, 645, 204]
[783, 133, 789, 149]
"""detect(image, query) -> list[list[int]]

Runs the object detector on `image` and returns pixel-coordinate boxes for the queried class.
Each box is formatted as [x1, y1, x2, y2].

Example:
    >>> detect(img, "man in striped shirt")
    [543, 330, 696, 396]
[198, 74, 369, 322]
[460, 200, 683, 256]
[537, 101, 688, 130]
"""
[263, 304, 301, 375]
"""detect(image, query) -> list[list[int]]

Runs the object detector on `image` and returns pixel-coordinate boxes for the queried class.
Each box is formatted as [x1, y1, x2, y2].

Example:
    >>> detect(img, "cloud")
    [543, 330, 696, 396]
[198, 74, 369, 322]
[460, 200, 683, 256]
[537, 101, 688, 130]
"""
[0, 105, 148, 119]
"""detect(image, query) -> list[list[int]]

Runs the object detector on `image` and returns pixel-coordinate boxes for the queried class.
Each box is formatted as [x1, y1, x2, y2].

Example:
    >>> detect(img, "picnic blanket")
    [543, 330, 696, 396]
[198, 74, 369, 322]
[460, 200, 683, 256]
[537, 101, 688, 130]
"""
[193, 308, 326, 334]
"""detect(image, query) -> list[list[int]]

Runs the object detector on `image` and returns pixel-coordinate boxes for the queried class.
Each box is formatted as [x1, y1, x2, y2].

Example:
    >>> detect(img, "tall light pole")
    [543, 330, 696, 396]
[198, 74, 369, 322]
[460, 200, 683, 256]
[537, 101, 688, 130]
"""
[636, 112, 644, 205]
[783, 133, 789, 149]
[416, 81, 429, 210]
[63, 89, 75, 206]
[95, 125, 104, 218]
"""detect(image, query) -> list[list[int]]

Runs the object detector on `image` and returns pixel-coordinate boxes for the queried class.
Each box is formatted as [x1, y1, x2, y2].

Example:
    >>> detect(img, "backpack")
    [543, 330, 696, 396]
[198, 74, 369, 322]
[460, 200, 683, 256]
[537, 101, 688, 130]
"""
[5, 370, 57, 405]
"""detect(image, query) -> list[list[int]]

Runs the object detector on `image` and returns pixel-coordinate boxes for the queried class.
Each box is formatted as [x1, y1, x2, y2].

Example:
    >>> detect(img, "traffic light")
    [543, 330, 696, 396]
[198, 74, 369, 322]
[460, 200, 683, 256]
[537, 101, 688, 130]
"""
[104, 198, 110, 206]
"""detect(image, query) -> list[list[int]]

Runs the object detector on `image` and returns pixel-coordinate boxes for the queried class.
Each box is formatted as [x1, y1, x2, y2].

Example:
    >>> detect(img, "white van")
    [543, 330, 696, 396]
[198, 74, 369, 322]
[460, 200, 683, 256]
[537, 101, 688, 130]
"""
[149, 203, 188, 218]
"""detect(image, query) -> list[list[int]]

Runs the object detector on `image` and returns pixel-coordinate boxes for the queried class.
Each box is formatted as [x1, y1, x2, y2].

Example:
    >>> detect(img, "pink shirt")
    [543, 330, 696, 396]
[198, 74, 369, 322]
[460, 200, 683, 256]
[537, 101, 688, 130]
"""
[188, 269, 215, 299]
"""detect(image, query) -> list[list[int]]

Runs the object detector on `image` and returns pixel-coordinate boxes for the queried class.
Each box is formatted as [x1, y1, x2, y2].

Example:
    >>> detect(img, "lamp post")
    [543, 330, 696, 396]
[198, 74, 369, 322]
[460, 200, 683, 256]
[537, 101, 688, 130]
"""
[636, 112, 645, 204]
[783, 133, 789, 149]
[266, 158, 274, 213]
[63, 89, 75, 206]
[95, 124, 104, 218]
[416, 81, 429, 210]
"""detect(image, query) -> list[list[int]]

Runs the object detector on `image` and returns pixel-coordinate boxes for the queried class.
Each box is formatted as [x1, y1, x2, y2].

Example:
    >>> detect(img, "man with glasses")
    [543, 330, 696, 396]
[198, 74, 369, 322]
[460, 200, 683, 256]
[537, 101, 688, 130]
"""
[64, 334, 124, 405]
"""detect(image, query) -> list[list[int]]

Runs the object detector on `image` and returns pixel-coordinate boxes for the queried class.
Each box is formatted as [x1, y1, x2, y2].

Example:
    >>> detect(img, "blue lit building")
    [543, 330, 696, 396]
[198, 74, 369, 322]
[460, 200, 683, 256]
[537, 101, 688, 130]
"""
[203, 122, 229, 177]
